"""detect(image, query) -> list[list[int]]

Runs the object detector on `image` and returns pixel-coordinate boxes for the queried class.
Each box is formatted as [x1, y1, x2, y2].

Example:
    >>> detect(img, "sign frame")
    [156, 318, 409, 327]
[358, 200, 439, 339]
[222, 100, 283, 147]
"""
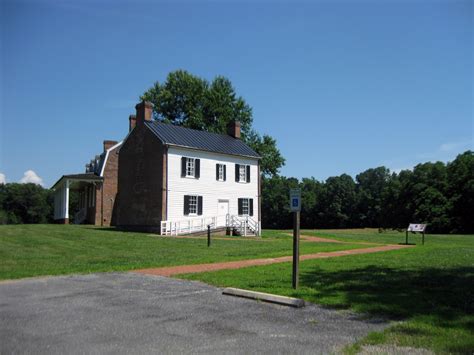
[289, 188, 301, 212]
[406, 223, 427, 245]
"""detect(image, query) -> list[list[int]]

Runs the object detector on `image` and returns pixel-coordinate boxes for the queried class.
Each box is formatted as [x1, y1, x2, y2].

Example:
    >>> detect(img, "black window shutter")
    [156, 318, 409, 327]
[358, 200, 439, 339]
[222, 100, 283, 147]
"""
[184, 195, 190, 215]
[246, 165, 250, 183]
[238, 198, 243, 215]
[181, 157, 187, 177]
[195, 159, 200, 178]
[249, 199, 254, 216]
[216, 164, 219, 180]
[223, 165, 227, 181]
[235, 164, 240, 182]
[198, 196, 203, 215]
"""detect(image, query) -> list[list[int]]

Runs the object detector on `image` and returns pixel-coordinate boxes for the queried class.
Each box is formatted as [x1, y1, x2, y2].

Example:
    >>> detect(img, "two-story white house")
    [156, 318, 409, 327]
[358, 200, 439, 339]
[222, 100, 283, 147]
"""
[114, 101, 261, 236]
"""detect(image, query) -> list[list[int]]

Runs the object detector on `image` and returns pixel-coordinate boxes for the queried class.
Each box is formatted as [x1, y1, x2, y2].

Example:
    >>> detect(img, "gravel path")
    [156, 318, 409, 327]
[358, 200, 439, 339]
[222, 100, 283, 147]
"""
[0, 273, 389, 354]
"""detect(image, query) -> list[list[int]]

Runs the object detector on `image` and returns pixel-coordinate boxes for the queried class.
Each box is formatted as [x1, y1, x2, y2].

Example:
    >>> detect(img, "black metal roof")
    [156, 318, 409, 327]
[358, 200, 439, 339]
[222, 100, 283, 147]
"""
[145, 121, 260, 158]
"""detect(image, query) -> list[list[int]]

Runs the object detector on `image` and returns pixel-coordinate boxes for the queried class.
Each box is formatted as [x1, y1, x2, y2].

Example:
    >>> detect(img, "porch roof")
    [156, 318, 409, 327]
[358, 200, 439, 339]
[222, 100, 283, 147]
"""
[51, 173, 103, 190]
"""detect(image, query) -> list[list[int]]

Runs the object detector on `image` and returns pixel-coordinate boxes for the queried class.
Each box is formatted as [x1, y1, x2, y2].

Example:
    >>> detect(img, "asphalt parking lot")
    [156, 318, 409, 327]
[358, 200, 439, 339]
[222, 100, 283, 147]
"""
[1, 273, 388, 354]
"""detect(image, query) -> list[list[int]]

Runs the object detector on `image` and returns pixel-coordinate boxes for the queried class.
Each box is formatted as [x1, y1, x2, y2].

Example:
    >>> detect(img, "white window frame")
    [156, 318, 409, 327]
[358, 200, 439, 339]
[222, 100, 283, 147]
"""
[218, 164, 225, 181]
[188, 195, 198, 215]
[241, 198, 250, 216]
[239, 165, 247, 183]
[186, 158, 195, 178]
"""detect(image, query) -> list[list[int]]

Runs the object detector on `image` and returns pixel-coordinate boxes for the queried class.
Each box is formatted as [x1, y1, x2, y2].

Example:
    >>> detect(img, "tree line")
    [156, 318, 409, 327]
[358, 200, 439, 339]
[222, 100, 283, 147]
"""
[1, 152, 472, 233]
[0, 183, 53, 224]
[261, 150, 473, 234]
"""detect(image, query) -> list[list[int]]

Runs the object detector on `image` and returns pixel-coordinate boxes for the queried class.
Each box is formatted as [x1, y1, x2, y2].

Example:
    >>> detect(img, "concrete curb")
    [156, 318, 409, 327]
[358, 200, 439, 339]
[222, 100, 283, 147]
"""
[222, 287, 305, 308]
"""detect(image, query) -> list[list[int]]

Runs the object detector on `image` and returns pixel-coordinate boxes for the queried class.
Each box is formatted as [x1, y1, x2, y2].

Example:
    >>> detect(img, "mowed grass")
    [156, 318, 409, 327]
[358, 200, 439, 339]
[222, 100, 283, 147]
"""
[0, 224, 366, 280]
[183, 229, 474, 354]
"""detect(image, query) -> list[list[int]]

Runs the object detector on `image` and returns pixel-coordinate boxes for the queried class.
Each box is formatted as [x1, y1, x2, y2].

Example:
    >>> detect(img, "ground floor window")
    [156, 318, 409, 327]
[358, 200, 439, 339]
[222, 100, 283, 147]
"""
[238, 198, 254, 216]
[184, 195, 203, 216]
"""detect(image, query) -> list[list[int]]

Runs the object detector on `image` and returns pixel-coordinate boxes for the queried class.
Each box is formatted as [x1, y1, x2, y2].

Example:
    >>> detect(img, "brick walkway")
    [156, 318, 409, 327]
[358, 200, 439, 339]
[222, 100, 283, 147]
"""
[134, 244, 412, 277]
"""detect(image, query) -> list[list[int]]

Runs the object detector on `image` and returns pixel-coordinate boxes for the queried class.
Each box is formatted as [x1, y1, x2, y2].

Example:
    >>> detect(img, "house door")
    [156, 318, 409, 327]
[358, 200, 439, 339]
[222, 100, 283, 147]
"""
[217, 200, 229, 227]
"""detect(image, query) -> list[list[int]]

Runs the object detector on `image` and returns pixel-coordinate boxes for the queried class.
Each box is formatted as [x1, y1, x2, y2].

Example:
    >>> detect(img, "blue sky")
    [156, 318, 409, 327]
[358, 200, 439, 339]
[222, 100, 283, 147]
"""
[1, 0, 472, 187]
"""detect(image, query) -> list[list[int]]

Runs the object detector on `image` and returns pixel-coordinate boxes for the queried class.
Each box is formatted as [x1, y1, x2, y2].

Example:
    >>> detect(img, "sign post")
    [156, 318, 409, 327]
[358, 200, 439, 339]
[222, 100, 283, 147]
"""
[290, 188, 301, 289]
[406, 224, 427, 245]
[207, 224, 211, 247]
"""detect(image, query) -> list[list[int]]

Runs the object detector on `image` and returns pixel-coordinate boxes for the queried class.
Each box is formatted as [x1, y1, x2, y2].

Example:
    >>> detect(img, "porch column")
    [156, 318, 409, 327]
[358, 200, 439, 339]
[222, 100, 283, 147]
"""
[54, 180, 70, 224]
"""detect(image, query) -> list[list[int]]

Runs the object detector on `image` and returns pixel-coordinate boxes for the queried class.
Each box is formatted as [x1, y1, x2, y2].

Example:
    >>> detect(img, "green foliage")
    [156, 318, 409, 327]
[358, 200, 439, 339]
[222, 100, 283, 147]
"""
[355, 167, 391, 227]
[0, 183, 53, 224]
[141, 70, 285, 176]
[246, 131, 286, 177]
[447, 151, 474, 233]
[261, 176, 298, 228]
[261, 151, 474, 233]
[318, 174, 357, 228]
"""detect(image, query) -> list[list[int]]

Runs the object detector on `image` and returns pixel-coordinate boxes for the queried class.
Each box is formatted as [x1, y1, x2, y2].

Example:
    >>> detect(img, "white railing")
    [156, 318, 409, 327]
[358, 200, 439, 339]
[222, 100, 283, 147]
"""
[160, 215, 228, 236]
[74, 208, 87, 224]
[160, 214, 260, 237]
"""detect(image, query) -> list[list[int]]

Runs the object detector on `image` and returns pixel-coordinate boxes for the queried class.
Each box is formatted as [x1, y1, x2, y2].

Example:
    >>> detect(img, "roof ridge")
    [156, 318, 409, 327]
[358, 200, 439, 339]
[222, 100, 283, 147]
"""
[146, 120, 238, 139]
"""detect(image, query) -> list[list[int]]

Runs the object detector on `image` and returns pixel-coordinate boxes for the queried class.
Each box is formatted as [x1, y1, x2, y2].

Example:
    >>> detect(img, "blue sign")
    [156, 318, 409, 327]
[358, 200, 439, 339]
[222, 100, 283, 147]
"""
[289, 188, 301, 212]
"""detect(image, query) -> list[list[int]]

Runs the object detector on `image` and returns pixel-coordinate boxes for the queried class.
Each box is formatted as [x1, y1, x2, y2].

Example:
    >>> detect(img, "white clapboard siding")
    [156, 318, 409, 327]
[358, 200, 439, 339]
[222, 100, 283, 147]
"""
[167, 146, 259, 223]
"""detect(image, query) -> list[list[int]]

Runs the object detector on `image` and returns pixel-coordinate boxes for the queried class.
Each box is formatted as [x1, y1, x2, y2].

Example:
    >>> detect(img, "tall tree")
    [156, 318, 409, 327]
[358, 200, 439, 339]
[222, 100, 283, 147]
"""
[355, 167, 391, 227]
[447, 151, 474, 233]
[317, 174, 357, 228]
[141, 70, 285, 176]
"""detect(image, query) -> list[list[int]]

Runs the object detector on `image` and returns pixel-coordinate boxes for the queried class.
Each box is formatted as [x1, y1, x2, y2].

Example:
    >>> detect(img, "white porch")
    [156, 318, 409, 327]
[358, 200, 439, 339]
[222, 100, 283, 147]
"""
[51, 173, 103, 224]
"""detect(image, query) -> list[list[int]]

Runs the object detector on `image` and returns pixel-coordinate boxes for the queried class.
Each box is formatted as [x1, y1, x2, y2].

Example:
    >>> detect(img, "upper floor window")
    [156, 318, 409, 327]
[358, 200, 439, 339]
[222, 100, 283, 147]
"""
[186, 158, 195, 177]
[235, 164, 250, 183]
[216, 164, 226, 181]
[181, 157, 200, 179]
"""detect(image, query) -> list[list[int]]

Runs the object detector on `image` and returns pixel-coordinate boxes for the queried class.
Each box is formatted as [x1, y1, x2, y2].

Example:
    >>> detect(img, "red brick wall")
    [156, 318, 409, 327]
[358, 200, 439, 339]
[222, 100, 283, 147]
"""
[114, 124, 165, 230]
[95, 144, 119, 226]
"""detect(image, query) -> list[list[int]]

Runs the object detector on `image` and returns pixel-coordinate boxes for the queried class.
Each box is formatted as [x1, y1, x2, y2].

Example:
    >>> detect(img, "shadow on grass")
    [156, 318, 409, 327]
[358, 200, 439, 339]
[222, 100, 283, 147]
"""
[300, 265, 474, 322]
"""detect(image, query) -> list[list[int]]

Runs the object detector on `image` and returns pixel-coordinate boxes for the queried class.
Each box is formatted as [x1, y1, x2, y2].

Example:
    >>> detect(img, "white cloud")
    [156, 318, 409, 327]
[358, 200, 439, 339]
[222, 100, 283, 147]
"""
[0, 173, 6, 184]
[19, 170, 44, 186]
[439, 140, 472, 153]
[384, 138, 473, 174]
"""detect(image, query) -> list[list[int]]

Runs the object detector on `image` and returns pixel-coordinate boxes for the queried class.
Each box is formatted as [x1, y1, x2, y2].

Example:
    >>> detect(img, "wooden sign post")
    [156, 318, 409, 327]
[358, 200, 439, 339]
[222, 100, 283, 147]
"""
[290, 188, 301, 289]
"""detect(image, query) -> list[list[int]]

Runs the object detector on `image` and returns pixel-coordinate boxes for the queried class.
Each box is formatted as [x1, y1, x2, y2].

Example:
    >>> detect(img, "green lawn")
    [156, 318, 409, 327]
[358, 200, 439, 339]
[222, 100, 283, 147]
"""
[3, 225, 472, 353]
[0, 224, 365, 280]
[183, 229, 474, 354]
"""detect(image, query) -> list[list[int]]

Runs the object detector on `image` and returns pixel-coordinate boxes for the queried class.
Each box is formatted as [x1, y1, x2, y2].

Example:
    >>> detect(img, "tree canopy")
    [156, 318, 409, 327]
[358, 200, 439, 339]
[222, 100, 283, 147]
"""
[261, 151, 474, 233]
[141, 70, 285, 177]
[0, 183, 53, 224]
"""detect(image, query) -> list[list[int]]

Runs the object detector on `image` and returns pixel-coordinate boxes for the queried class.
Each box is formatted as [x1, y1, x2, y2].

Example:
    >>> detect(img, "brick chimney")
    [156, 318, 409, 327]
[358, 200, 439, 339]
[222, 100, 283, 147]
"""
[129, 114, 137, 131]
[103, 140, 118, 152]
[227, 120, 241, 139]
[135, 101, 153, 126]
